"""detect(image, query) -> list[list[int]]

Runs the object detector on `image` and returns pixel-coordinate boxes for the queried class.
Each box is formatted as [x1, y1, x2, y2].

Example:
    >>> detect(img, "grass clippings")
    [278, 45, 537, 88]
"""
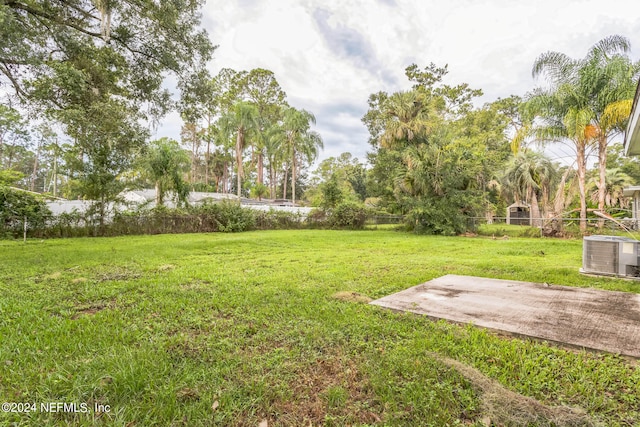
[331, 291, 372, 303]
[433, 353, 600, 427]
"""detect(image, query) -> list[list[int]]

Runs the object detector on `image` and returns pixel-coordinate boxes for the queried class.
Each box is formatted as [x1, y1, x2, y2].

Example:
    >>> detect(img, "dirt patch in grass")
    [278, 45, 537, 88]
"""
[156, 264, 176, 272]
[433, 353, 600, 427]
[269, 353, 382, 426]
[43, 271, 63, 280]
[331, 291, 372, 304]
[72, 300, 115, 319]
[176, 387, 201, 402]
[180, 279, 214, 291]
[93, 265, 142, 282]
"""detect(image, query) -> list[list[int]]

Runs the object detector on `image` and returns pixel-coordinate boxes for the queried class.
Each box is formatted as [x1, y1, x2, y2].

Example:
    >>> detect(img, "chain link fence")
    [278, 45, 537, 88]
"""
[468, 216, 640, 238]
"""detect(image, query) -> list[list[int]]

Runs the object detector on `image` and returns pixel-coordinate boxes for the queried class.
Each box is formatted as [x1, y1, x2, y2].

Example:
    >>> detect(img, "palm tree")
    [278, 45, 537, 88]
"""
[210, 120, 235, 193]
[502, 150, 557, 227]
[531, 35, 640, 228]
[589, 168, 634, 210]
[379, 90, 432, 149]
[293, 130, 323, 202]
[180, 122, 203, 184]
[527, 80, 596, 231]
[282, 108, 323, 205]
[142, 138, 190, 207]
[263, 124, 286, 199]
[219, 101, 259, 198]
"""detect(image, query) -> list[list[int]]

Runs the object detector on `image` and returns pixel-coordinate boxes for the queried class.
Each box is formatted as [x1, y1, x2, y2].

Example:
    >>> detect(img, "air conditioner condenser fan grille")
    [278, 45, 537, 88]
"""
[584, 240, 618, 274]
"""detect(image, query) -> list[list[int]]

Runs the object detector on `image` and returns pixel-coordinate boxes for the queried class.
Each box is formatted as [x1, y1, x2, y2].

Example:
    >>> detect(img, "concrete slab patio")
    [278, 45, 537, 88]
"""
[370, 274, 640, 358]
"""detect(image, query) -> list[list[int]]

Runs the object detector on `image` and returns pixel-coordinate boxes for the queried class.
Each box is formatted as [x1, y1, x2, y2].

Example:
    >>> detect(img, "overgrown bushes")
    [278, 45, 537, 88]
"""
[403, 193, 484, 236]
[308, 202, 371, 230]
[191, 201, 257, 232]
[0, 186, 51, 238]
[37, 201, 262, 237]
[327, 202, 369, 229]
[3, 199, 379, 239]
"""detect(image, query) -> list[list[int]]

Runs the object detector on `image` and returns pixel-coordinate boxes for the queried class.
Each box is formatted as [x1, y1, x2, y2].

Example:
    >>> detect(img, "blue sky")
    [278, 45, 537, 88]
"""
[156, 0, 640, 166]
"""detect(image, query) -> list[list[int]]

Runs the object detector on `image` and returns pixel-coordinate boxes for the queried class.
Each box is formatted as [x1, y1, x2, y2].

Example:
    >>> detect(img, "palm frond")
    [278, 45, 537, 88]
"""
[601, 98, 633, 132]
[588, 35, 631, 61]
[510, 124, 530, 154]
[532, 51, 576, 84]
[533, 124, 567, 144]
[563, 107, 594, 141]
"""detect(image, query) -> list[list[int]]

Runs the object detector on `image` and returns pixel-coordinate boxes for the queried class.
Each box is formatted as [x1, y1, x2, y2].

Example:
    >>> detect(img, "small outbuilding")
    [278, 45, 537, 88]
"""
[506, 201, 530, 226]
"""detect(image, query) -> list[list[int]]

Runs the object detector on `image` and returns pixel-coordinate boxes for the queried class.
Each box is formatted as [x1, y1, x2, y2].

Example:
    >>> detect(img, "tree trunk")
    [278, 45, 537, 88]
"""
[576, 142, 587, 232]
[530, 188, 541, 228]
[550, 167, 572, 232]
[205, 115, 211, 187]
[30, 138, 42, 192]
[236, 128, 243, 198]
[291, 154, 297, 206]
[155, 180, 162, 205]
[52, 154, 58, 197]
[268, 161, 274, 199]
[205, 138, 210, 187]
[597, 134, 608, 228]
[99, 197, 106, 229]
[257, 151, 264, 185]
[222, 161, 228, 193]
[192, 137, 197, 184]
[282, 166, 288, 199]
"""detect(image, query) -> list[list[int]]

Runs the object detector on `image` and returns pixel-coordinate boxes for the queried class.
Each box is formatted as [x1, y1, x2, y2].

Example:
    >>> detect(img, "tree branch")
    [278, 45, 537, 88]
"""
[7, 1, 103, 38]
[0, 63, 28, 98]
[0, 57, 34, 66]
[52, 0, 101, 22]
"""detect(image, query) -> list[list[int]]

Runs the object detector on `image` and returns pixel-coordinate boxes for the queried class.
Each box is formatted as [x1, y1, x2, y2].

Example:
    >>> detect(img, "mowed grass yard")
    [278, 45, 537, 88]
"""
[1, 230, 639, 426]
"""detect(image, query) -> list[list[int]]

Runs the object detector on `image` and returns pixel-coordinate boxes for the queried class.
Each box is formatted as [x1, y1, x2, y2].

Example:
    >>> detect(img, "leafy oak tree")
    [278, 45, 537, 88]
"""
[1, 0, 213, 114]
[2, 0, 214, 224]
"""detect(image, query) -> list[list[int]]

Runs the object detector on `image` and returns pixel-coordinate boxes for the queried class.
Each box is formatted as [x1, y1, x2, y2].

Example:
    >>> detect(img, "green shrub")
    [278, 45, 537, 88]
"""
[255, 209, 304, 230]
[306, 208, 328, 228]
[0, 185, 51, 238]
[194, 200, 256, 232]
[328, 202, 369, 229]
[45, 210, 88, 238]
[404, 194, 482, 236]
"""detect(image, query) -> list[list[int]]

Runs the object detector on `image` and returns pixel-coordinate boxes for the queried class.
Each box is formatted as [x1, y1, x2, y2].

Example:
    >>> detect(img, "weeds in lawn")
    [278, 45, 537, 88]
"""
[1, 230, 639, 426]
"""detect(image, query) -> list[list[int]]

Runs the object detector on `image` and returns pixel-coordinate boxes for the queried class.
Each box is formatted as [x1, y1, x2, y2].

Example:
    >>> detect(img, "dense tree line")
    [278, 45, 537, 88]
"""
[178, 68, 323, 204]
[1, 8, 639, 237]
[341, 36, 640, 234]
[0, 2, 323, 220]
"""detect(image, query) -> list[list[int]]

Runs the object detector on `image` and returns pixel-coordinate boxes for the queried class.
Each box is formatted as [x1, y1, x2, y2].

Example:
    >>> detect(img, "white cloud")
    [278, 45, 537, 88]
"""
[155, 0, 640, 165]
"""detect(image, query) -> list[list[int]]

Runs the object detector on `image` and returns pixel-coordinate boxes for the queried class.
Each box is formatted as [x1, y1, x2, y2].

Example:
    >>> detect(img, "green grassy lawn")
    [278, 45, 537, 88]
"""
[1, 230, 639, 426]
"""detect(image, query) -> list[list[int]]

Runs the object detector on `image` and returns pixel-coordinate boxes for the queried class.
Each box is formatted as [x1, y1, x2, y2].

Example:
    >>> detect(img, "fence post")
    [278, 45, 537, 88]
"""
[23, 216, 27, 243]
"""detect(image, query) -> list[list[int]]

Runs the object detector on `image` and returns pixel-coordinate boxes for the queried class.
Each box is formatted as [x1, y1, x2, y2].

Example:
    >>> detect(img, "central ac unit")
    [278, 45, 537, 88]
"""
[581, 235, 640, 278]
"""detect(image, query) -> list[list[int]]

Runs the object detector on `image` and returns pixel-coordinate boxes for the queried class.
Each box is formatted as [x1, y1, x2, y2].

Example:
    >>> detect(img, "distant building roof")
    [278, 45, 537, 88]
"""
[45, 191, 311, 217]
[46, 200, 93, 215]
[118, 190, 240, 208]
[507, 201, 530, 208]
[622, 186, 640, 197]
